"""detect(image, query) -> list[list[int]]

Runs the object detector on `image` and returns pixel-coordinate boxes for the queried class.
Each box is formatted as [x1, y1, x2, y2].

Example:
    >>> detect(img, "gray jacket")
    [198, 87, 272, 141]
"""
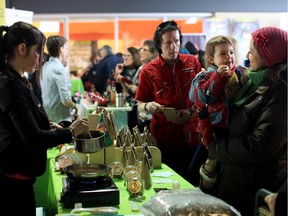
[41, 57, 72, 123]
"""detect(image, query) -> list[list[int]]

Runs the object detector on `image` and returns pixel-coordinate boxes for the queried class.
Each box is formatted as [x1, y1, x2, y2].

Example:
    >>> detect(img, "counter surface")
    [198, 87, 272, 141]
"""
[47, 150, 194, 215]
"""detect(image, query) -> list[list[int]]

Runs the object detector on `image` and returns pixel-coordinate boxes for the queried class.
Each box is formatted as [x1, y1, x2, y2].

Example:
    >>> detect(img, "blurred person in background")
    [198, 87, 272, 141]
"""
[115, 52, 123, 59]
[0, 21, 89, 216]
[185, 41, 205, 69]
[137, 40, 158, 131]
[179, 47, 190, 54]
[70, 70, 85, 104]
[93, 45, 122, 94]
[80, 50, 102, 92]
[113, 47, 141, 131]
[40, 35, 77, 127]
[135, 20, 202, 180]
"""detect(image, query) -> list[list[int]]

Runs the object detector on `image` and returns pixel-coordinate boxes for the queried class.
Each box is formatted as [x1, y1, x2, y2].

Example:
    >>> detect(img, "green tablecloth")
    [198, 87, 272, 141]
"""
[35, 148, 195, 216]
[34, 147, 60, 216]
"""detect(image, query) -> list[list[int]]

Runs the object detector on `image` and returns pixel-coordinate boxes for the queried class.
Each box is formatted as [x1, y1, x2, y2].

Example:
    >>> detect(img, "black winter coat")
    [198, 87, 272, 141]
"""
[0, 65, 72, 178]
[209, 78, 287, 215]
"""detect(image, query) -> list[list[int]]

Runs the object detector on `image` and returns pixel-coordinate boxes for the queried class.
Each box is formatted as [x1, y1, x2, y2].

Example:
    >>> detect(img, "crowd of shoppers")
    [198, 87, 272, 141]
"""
[80, 50, 102, 91]
[113, 40, 158, 132]
[0, 19, 286, 216]
[113, 47, 141, 131]
[92, 45, 122, 95]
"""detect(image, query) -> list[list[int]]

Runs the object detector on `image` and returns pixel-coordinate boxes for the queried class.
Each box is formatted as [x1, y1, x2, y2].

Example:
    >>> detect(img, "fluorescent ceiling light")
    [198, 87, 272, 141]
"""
[34, 13, 213, 22]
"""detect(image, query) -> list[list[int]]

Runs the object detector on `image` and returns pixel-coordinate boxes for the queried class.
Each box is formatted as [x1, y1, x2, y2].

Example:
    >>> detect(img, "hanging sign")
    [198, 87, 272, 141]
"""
[5, 8, 33, 26]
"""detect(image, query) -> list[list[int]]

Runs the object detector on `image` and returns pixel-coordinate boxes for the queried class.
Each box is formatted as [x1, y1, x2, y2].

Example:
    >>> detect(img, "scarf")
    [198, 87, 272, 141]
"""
[234, 68, 269, 107]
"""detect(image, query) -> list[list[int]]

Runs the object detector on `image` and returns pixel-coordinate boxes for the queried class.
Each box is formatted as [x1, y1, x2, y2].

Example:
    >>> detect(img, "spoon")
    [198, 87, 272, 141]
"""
[88, 131, 93, 139]
[71, 207, 118, 215]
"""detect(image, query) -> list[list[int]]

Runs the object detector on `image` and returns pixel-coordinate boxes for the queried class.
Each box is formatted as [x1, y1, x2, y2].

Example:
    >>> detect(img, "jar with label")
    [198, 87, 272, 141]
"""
[123, 165, 137, 185]
[123, 165, 137, 178]
[125, 170, 141, 186]
[110, 161, 124, 179]
[127, 176, 144, 198]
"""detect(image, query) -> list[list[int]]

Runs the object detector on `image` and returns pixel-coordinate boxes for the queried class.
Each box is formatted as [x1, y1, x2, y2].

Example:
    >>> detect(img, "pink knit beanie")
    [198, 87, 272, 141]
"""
[251, 26, 288, 67]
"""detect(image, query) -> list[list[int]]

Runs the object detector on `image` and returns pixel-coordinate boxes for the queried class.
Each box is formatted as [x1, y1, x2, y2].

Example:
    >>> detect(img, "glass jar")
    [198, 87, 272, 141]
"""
[127, 176, 144, 198]
[110, 161, 124, 179]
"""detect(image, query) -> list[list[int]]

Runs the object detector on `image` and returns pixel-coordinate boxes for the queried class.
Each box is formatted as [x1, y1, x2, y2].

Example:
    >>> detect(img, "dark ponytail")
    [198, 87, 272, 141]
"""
[0, 22, 46, 72]
[0, 26, 9, 68]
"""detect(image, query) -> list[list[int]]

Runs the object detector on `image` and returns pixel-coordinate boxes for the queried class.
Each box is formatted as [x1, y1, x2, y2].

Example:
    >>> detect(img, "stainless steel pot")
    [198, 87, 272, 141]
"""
[74, 130, 105, 153]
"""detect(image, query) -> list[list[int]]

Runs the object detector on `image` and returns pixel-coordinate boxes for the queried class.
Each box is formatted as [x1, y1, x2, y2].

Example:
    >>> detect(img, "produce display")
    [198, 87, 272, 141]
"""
[87, 91, 109, 106]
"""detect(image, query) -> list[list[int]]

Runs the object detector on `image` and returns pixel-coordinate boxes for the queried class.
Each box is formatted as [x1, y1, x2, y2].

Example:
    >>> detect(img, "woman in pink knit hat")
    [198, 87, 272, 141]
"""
[207, 26, 287, 215]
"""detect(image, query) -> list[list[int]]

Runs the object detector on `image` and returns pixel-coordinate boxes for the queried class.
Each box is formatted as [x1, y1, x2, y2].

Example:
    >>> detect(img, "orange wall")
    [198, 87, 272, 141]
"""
[35, 19, 204, 54]
[37, 19, 204, 69]
[59, 19, 203, 41]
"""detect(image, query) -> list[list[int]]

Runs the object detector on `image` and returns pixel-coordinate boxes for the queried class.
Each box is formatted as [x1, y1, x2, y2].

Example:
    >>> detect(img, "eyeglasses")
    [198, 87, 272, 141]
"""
[157, 20, 179, 32]
[139, 47, 152, 53]
[123, 54, 132, 58]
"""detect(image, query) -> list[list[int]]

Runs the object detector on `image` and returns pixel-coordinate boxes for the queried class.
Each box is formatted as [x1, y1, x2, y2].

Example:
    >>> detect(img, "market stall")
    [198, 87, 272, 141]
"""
[49, 153, 194, 215]
[34, 101, 194, 216]
[34, 109, 242, 216]
[78, 98, 132, 130]
[36, 146, 241, 216]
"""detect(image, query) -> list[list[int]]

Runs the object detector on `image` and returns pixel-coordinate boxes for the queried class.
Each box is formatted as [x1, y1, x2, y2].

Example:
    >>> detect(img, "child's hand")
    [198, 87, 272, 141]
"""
[217, 65, 232, 78]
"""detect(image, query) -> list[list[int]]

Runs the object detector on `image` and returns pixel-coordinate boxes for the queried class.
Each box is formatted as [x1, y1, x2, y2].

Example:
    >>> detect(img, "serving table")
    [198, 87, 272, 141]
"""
[34, 148, 60, 216]
[42, 148, 194, 216]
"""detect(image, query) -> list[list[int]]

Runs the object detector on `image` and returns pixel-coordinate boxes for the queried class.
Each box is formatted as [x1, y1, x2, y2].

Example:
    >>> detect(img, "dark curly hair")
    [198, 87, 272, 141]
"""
[153, 20, 183, 54]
